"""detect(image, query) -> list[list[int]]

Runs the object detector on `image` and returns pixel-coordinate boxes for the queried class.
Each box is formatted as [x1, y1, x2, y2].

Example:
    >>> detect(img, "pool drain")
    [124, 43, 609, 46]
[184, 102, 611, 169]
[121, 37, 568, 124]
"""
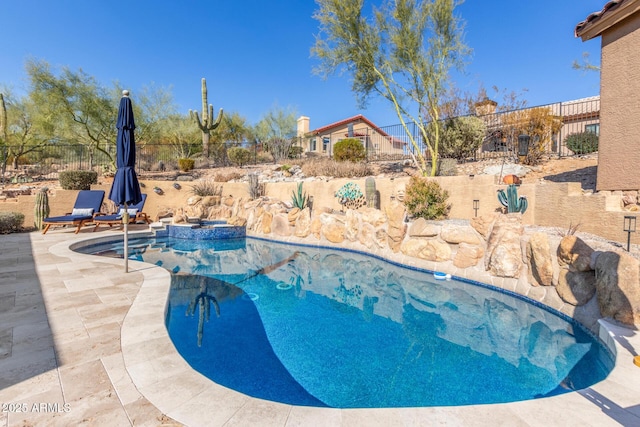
[243, 292, 259, 301]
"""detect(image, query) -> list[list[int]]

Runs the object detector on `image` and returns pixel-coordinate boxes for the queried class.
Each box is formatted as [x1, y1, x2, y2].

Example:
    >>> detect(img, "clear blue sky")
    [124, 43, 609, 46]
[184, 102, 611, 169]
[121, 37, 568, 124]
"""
[1, 0, 604, 129]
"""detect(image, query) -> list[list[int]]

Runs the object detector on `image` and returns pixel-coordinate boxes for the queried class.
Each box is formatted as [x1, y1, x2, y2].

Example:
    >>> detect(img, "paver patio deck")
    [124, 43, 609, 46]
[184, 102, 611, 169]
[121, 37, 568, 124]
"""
[1, 227, 640, 426]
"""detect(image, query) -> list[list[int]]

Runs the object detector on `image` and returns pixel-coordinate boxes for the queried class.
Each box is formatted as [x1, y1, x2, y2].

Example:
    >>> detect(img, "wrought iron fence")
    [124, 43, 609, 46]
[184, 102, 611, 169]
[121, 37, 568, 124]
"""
[0, 97, 599, 183]
[302, 96, 600, 163]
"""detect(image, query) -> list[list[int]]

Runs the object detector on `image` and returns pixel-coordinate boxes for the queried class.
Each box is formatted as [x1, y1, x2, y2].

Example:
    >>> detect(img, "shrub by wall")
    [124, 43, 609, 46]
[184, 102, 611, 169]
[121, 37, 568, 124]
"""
[404, 176, 450, 220]
[565, 131, 599, 154]
[59, 170, 98, 190]
[333, 138, 366, 162]
[227, 147, 252, 167]
[0, 212, 25, 234]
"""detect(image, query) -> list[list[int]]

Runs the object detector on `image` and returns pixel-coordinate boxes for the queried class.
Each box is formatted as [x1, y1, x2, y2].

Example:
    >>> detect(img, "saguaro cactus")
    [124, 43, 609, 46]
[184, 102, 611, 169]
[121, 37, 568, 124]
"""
[497, 184, 528, 214]
[189, 78, 223, 159]
[34, 187, 50, 230]
[365, 177, 378, 209]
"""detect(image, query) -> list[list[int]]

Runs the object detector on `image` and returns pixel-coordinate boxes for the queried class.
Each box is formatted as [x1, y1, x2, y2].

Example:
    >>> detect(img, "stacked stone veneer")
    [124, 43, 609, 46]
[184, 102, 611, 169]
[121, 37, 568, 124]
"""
[173, 193, 640, 332]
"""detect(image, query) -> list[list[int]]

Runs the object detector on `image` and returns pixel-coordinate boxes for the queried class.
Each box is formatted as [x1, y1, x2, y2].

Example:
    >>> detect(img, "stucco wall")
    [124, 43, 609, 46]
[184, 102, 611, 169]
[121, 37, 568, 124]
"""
[1, 177, 636, 246]
[597, 13, 640, 191]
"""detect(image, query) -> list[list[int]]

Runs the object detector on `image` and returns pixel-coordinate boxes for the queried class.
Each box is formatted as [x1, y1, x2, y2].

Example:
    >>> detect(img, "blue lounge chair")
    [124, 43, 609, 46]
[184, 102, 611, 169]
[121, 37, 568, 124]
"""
[93, 193, 150, 231]
[42, 190, 105, 234]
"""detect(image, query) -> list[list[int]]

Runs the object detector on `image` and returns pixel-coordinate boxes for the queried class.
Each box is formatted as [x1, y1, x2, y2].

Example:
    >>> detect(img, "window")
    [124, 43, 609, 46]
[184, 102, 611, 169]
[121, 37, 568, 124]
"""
[322, 137, 330, 152]
[310, 138, 316, 151]
[585, 124, 600, 135]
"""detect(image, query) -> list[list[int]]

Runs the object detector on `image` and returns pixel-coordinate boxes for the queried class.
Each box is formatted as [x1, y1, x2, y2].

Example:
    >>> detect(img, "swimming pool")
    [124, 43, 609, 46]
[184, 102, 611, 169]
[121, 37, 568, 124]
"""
[79, 236, 614, 408]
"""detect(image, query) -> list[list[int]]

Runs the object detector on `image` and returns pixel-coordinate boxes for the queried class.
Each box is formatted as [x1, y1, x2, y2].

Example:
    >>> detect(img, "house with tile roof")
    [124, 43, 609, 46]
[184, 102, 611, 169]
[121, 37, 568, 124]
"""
[296, 115, 407, 160]
[575, 0, 640, 191]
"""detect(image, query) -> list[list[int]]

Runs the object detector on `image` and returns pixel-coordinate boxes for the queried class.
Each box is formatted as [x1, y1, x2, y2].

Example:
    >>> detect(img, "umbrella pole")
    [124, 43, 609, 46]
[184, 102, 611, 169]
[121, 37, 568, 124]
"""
[123, 202, 129, 273]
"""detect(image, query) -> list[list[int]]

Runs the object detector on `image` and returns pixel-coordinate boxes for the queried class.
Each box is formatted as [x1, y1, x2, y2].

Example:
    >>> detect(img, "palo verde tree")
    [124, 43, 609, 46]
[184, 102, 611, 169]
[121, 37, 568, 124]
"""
[312, 0, 470, 176]
[0, 92, 51, 170]
[253, 106, 298, 163]
[27, 59, 117, 169]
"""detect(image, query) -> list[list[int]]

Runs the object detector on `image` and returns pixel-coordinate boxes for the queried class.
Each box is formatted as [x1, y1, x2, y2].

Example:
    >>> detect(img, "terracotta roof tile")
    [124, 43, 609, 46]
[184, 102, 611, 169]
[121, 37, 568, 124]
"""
[309, 114, 389, 137]
[575, 0, 630, 36]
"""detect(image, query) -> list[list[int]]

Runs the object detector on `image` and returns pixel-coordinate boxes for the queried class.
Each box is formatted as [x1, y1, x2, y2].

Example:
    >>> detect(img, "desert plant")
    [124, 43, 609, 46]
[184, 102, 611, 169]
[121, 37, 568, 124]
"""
[291, 182, 308, 209]
[190, 179, 223, 197]
[0, 212, 25, 234]
[300, 157, 371, 178]
[439, 116, 486, 160]
[365, 177, 378, 209]
[178, 158, 195, 172]
[565, 131, 599, 154]
[189, 78, 223, 158]
[289, 146, 304, 158]
[34, 187, 50, 230]
[556, 221, 581, 237]
[403, 176, 450, 220]
[227, 147, 252, 167]
[333, 138, 366, 162]
[248, 174, 264, 199]
[58, 170, 98, 190]
[497, 184, 528, 214]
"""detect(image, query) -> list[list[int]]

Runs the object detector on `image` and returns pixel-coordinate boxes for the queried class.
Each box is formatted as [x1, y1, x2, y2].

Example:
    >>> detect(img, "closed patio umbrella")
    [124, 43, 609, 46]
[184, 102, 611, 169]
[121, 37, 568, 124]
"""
[109, 90, 142, 272]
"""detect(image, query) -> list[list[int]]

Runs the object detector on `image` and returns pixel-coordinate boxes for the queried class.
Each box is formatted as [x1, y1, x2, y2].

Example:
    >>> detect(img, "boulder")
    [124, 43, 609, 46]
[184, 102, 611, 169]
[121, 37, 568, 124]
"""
[310, 217, 322, 239]
[323, 222, 346, 243]
[227, 216, 246, 226]
[408, 218, 440, 237]
[594, 251, 640, 326]
[470, 213, 498, 240]
[360, 207, 387, 227]
[484, 213, 524, 278]
[400, 238, 452, 262]
[385, 201, 407, 252]
[440, 224, 481, 245]
[556, 268, 596, 306]
[557, 235, 593, 272]
[453, 243, 484, 268]
[201, 196, 221, 207]
[262, 211, 273, 234]
[288, 207, 301, 225]
[186, 195, 202, 206]
[345, 209, 360, 242]
[526, 232, 554, 286]
[271, 214, 291, 237]
[294, 208, 311, 238]
[358, 223, 385, 249]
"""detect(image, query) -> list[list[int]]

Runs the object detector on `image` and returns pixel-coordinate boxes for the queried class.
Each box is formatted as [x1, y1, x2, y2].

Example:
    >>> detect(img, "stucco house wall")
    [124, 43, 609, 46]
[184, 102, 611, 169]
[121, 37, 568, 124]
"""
[576, 0, 640, 191]
[297, 115, 405, 158]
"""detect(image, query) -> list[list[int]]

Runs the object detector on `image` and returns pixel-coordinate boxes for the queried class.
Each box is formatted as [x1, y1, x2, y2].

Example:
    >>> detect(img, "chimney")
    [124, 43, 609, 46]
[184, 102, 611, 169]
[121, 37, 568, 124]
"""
[474, 98, 497, 116]
[297, 116, 310, 137]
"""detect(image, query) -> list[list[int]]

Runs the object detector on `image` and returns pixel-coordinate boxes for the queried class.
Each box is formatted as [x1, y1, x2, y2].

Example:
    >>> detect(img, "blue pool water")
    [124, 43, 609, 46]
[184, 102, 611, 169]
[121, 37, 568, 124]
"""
[79, 236, 615, 408]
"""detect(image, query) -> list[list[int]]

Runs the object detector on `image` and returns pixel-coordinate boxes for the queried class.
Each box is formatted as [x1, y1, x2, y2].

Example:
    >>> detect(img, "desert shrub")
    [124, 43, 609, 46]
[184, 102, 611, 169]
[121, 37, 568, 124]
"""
[0, 212, 25, 234]
[190, 179, 222, 197]
[58, 170, 98, 190]
[289, 146, 304, 158]
[333, 138, 366, 162]
[403, 176, 450, 220]
[256, 151, 274, 164]
[178, 158, 195, 172]
[439, 116, 486, 160]
[227, 147, 252, 167]
[300, 157, 371, 178]
[565, 131, 599, 154]
[431, 158, 458, 176]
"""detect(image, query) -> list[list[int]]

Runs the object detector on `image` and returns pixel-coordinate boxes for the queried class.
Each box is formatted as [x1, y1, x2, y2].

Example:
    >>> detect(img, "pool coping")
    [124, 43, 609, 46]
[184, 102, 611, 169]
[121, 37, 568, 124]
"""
[56, 232, 640, 426]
